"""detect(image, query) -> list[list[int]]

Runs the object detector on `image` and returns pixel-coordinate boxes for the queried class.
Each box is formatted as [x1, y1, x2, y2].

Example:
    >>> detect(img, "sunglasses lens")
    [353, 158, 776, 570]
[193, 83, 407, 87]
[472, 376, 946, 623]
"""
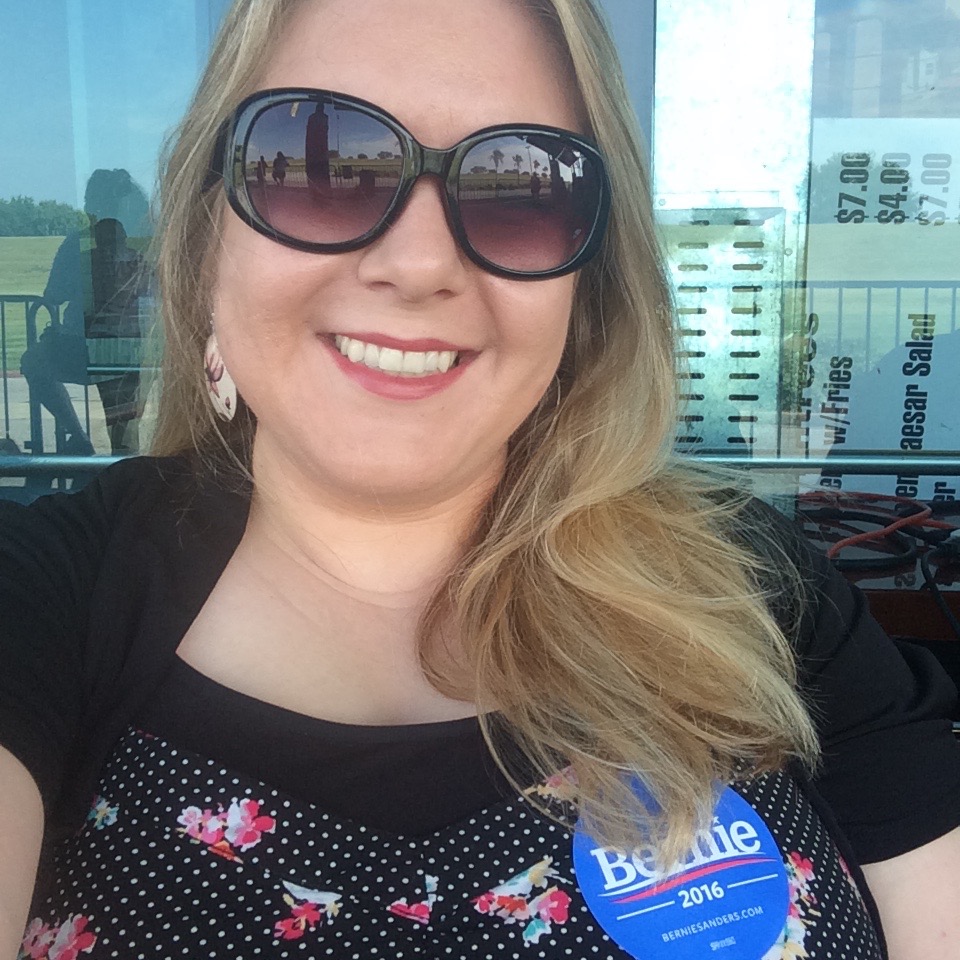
[241, 99, 403, 245]
[459, 133, 603, 273]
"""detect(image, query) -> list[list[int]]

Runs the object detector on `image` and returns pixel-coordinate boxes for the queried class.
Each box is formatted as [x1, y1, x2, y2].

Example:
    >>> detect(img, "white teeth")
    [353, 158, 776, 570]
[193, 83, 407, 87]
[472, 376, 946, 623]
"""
[347, 338, 365, 363]
[401, 351, 426, 375]
[379, 347, 403, 373]
[334, 335, 460, 377]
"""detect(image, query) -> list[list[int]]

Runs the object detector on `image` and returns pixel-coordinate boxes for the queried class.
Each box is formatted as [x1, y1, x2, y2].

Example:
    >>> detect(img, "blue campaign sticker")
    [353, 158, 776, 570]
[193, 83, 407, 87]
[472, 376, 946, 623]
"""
[572, 786, 789, 959]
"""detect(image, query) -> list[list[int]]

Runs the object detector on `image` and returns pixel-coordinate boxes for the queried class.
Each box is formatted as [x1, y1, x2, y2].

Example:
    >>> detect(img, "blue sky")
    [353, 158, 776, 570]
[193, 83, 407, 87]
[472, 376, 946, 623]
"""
[0, 0, 231, 210]
[0, 0, 643, 212]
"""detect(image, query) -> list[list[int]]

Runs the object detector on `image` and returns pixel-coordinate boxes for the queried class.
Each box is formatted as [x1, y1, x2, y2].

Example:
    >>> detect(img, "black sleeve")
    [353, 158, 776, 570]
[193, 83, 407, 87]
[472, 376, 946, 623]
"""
[0, 458, 161, 812]
[765, 508, 960, 864]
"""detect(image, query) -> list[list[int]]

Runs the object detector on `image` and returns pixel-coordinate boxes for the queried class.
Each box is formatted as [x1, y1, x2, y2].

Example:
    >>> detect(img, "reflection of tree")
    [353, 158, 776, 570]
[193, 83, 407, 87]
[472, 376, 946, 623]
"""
[0, 196, 87, 236]
[807, 151, 919, 222]
[491, 148, 504, 195]
[512, 153, 524, 183]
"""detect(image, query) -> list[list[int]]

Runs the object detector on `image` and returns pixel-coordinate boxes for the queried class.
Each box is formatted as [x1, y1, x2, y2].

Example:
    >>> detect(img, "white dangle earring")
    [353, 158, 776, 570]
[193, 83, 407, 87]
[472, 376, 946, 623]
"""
[204, 325, 237, 422]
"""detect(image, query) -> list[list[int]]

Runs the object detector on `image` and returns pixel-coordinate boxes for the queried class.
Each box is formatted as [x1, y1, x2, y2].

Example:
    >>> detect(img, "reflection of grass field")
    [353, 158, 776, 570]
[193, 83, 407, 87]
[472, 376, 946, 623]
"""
[0, 236, 62, 294]
[0, 236, 63, 369]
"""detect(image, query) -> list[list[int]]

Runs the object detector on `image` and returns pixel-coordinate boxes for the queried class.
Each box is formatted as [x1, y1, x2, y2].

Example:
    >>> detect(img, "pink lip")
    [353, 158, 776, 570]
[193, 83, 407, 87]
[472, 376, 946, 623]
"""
[320, 336, 473, 401]
[333, 332, 467, 353]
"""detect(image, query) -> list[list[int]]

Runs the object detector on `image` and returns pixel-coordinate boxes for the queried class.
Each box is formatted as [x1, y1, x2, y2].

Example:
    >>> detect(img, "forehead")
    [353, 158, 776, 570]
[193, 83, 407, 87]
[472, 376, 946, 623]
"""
[257, 0, 583, 145]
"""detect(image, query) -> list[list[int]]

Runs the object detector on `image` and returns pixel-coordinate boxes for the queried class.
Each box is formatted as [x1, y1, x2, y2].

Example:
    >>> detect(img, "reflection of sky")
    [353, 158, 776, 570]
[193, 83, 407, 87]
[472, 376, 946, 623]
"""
[817, 0, 959, 17]
[2, 1, 643, 209]
[816, 0, 875, 10]
[463, 141, 575, 177]
[247, 107, 579, 179]
[0, 0, 222, 208]
[598, 0, 654, 150]
[813, 0, 960, 118]
[247, 106, 400, 161]
[812, 117, 960, 163]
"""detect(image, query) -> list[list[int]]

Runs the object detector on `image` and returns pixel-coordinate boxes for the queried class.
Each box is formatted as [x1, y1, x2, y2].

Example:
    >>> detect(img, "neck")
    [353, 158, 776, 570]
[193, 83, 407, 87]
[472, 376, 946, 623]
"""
[246, 439, 499, 605]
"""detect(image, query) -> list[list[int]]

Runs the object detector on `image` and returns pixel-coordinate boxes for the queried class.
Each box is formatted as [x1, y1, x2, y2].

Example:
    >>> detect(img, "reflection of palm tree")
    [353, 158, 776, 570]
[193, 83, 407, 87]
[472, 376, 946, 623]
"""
[513, 153, 524, 184]
[491, 147, 504, 195]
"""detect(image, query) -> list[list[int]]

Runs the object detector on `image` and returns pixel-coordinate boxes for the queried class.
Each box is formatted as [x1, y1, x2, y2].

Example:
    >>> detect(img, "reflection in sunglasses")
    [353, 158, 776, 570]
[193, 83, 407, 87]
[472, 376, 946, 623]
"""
[223, 89, 609, 277]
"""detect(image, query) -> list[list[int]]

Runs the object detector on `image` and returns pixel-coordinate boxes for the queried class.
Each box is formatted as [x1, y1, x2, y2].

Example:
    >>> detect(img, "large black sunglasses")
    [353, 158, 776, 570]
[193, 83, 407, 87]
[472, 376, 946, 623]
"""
[205, 88, 611, 280]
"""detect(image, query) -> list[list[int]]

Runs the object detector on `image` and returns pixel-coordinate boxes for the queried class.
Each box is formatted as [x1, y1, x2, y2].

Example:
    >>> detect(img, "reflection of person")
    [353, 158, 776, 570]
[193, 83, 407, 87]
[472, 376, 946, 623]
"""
[271, 150, 288, 185]
[2, 1, 959, 957]
[19, 169, 150, 455]
[256, 154, 267, 187]
[86, 218, 149, 453]
[305, 103, 331, 189]
[529, 171, 541, 199]
[20, 240, 95, 455]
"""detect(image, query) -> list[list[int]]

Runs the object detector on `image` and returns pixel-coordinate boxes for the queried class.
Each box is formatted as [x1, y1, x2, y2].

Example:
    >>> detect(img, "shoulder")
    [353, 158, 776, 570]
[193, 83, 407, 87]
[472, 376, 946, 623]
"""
[730, 501, 960, 863]
[0, 454, 248, 567]
[0, 456, 179, 532]
[703, 492, 830, 649]
[0, 459, 171, 615]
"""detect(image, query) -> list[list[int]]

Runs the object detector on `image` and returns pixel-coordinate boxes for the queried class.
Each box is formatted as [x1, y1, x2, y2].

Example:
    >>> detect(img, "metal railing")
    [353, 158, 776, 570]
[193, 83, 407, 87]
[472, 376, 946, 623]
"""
[805, 278, 959, 360]
[0, 295, 63, 455]
[1, 454, 959, 479]
[700, 454, 960, 475]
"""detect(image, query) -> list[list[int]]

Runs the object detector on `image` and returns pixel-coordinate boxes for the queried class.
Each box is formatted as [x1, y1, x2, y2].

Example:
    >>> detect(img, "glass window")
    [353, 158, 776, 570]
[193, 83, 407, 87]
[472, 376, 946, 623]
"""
[805, 0, 960, 500]
[4, 0, 957, 506]
[0, 1, 227, 499]
[652, 0, 960, 501]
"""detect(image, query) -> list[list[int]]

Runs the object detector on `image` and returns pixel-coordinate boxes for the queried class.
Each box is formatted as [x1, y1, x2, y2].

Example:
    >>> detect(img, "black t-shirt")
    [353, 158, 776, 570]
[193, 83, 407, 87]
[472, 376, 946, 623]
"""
[136, 655, 516, 836]
[2, 455, 960, 952]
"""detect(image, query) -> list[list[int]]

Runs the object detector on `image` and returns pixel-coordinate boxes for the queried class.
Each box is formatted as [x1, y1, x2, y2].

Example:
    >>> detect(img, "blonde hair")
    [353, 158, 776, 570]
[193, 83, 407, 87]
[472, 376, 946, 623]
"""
[152, 0, 819, 862]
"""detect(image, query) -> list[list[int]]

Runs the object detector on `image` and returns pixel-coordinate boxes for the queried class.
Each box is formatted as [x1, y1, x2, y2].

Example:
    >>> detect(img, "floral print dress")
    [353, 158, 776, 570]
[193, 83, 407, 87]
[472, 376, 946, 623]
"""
[22, 726, 884, 960]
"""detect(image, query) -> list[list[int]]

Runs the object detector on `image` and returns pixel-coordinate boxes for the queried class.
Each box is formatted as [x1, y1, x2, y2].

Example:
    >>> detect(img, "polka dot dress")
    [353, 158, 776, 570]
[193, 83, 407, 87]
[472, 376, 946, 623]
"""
[24, 729, 884, 959]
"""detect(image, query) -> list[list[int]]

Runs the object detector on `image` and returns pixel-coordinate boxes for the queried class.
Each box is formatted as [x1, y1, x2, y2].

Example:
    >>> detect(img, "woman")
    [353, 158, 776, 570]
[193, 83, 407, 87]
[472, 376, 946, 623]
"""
[2, 1, 959, 958]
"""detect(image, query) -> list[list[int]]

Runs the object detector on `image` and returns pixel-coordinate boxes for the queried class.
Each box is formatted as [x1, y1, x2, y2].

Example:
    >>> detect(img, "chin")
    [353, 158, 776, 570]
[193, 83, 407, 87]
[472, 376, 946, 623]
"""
[254, 416, 506, 509]
[295, 448, 466, 503]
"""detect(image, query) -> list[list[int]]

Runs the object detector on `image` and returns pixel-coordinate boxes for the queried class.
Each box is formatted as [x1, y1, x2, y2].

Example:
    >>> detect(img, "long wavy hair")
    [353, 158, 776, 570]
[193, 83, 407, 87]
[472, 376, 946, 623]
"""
[152, 0, 819, 862]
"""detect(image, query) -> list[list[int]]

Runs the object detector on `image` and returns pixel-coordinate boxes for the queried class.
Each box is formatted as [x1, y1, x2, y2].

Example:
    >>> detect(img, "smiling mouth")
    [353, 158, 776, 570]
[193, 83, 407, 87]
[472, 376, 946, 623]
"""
[333, 335, 461, 378]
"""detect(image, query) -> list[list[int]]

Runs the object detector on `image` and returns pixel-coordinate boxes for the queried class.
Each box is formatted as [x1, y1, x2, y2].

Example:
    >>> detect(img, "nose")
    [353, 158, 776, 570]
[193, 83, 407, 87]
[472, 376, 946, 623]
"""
[355, 177, 470, 303]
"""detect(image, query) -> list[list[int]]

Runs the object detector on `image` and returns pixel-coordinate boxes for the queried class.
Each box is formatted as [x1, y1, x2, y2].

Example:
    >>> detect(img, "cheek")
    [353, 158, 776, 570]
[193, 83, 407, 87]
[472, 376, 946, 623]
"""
[208, 254, 292, 410]
[504, 278, 575, 369]
[209, 224, 317, 366]
[211, 222, 260, 331]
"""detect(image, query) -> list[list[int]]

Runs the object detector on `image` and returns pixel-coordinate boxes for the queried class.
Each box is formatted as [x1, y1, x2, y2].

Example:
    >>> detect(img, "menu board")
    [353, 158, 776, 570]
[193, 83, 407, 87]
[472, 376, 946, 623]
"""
[802, 118, 960, 499]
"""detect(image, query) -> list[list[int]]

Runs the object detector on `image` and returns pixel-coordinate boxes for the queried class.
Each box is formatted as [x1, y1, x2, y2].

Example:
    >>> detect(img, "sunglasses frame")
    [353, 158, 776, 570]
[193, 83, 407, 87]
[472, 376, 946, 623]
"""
[207, 87, 611, 281]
